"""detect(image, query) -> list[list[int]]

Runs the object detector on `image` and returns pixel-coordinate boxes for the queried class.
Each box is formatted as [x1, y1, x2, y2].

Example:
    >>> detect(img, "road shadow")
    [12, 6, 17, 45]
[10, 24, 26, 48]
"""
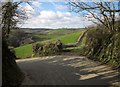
[17, 56, 120, 85]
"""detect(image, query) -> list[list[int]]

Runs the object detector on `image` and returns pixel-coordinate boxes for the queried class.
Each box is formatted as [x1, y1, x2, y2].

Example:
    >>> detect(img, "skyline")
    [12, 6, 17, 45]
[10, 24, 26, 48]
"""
[16, 0, 119, 29]
[17, 1, 94, 28]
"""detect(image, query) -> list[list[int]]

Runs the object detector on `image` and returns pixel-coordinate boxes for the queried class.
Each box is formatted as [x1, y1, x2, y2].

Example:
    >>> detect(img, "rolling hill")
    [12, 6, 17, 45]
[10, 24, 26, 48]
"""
[15, 29, 85, 58]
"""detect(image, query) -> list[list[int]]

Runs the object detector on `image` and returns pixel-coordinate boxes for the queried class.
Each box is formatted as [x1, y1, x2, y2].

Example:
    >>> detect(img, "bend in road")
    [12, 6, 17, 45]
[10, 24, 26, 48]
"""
[16, 55, 120, 86]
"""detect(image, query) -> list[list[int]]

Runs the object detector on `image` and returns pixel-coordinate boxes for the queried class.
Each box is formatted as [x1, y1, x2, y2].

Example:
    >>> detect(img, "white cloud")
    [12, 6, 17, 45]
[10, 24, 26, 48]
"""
[50, 2, 69, 11]
[32, 1, 42, 8]
[39, 10, 58, 20]
[20, 10, 93, 28]
[18, 3, 35, 17]
[56, 4, 68, 10]
[24, 4, 34, 13]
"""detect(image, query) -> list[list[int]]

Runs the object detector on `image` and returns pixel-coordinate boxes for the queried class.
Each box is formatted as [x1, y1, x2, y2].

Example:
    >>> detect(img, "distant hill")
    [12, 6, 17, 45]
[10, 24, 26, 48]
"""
[20, 28, 85, 34]
[20, 28, 52, 34]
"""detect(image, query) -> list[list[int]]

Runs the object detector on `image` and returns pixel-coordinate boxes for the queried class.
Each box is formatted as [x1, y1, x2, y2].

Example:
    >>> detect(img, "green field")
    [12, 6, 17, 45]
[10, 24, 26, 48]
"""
[31, 34, 60, 42]
[15, 44, 33, 58]
[31, 29, 81, 42]
[15, 29, 85, 58]
[48, 29, 80, 35]
[55, 30, 83, 44]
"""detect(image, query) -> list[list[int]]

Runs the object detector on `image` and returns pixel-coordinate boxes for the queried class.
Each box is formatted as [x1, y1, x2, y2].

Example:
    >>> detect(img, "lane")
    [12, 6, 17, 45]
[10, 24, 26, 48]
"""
[16, 56, 120, 86]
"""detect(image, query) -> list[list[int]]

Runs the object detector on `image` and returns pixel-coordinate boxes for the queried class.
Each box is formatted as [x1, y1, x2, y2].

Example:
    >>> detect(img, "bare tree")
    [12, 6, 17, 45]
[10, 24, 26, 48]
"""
[1, 1, 28, 41]
[68, 1, 120, 32]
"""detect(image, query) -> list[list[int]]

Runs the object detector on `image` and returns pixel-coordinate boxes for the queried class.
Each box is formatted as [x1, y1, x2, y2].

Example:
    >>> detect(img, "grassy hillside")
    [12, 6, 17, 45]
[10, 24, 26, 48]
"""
[15, 44, 32, 58]
[48, 29, 81, 35]
[31, 34, 60, 42]
[31, 29, 81, 42]
[55, 30, 83, 44]
[15, 29, 85, 58]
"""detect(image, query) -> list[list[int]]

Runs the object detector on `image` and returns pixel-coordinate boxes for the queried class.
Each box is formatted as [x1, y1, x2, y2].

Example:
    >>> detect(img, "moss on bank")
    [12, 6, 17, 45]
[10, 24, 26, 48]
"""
[83, 28, 120, 67]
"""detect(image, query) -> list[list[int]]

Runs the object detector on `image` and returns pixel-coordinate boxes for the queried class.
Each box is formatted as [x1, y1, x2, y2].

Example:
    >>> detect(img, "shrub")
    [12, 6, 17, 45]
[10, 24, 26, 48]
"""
[84, 28, 120, 67]
[32, 40, 63, 56]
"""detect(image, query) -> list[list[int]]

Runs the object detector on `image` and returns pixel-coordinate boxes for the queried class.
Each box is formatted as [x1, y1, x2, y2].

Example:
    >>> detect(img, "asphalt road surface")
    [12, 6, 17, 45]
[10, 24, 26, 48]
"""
[16, 55, 120, 86]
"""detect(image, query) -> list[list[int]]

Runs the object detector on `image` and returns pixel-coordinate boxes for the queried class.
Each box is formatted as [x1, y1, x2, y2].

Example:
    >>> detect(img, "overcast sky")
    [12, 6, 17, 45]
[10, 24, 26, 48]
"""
[18, 1, 94, 29]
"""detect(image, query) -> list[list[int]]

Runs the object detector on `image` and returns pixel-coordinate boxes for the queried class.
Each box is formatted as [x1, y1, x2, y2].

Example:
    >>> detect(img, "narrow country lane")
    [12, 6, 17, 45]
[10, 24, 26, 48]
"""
[16, 55, 120, 86]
